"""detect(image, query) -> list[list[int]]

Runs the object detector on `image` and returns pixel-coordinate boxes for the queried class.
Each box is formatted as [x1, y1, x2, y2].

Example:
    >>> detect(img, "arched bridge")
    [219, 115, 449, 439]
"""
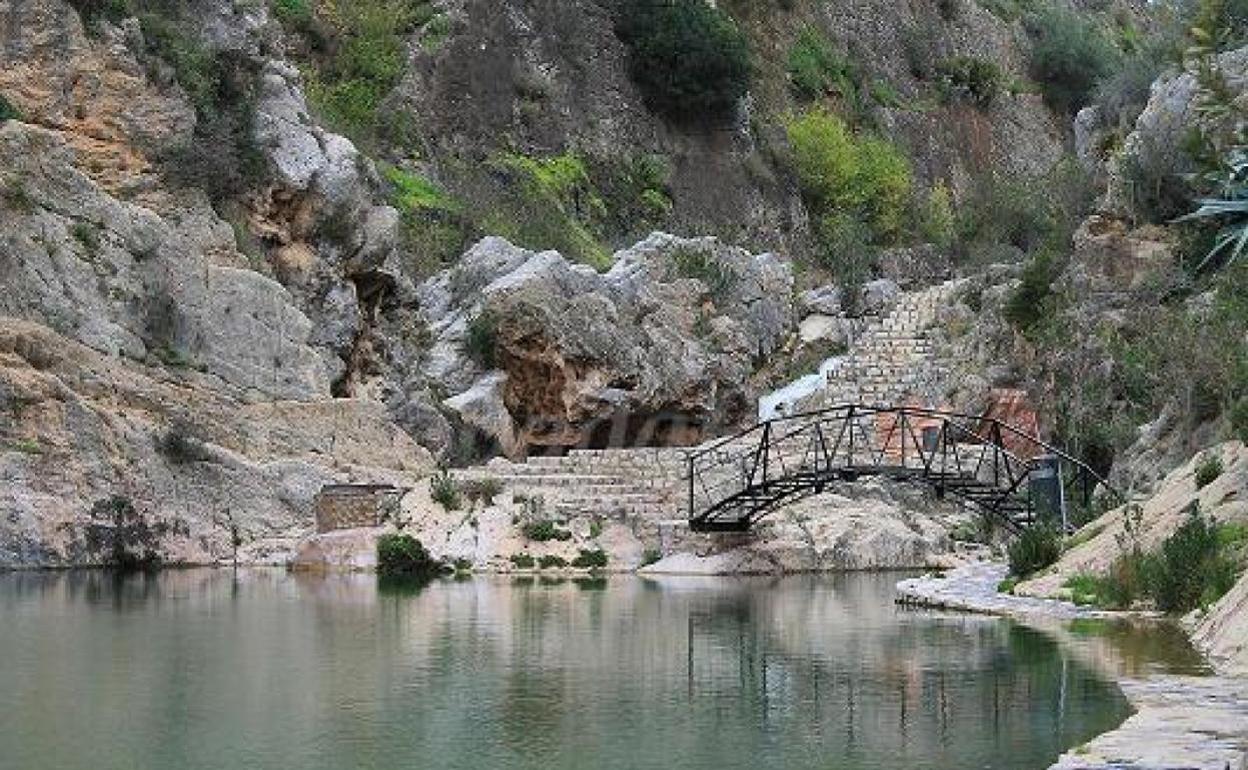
[685, 404, 1121, 534]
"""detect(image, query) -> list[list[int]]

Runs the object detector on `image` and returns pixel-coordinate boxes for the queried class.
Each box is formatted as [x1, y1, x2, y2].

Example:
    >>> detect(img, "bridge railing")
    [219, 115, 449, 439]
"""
[685, 404, 1122, 533]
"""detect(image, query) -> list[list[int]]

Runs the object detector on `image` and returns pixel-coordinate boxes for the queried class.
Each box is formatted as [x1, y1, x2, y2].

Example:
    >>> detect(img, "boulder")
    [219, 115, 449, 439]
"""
[419, 233, 796, 454]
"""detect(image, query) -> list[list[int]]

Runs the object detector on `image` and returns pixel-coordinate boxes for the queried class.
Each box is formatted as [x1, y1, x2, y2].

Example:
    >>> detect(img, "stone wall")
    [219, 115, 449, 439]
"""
[313, 485, 405, 533]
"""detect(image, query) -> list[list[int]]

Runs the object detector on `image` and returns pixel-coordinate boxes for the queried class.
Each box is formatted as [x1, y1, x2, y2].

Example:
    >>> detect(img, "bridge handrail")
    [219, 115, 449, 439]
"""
[684, 403, 1123, 505]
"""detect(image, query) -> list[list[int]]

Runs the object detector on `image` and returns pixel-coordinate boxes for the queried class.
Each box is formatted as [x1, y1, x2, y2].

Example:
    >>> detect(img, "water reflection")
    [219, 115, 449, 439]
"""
[0, 570, 1199, 770]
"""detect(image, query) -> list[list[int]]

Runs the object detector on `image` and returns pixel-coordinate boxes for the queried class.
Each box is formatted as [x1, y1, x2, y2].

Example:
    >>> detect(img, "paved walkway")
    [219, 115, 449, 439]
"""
[895, 563, 1248, 770]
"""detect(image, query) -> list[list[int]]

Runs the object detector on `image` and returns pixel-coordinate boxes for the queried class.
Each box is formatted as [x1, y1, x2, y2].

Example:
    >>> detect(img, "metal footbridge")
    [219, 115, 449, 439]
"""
[685, 404, 1120, 534]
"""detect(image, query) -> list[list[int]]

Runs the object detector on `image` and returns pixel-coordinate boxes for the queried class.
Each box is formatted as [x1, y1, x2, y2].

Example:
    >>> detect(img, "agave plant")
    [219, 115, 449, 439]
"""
[1178, 149, 1248, 272]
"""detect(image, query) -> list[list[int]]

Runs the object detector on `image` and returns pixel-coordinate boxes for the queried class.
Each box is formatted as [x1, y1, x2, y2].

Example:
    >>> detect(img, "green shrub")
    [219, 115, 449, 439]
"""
[509, 553, 536, 569]
[787, 26, 858, 103]
[430, 470, 462, 511]
[668, 246, 738, 298]
[483, 152, 610, 269]
[786, 108, 912, 242]
[84, 495, 169, 571]
[377, 534, 441, 576]
[0, 94, 20, 123]
[464, 311, 499, 369]
[1007, 524, 1062, 577]
[70, 222, 101, 255]
[522, 520, 573, 542]
[538, 554, 569, 569]
[919, 183, 957, 249]
[1151, 508, 1238, 612]
[155, 425, 209, 465]
[935, 56, 1002, 107]
[640, 548, 662, 567]
[1, 177, 33, 213]
[1195, 453, 1224, 489]
[813, 212, 876, 293]
[615, 0, 751, 122]
[1025, 7, 1119, 114]
[1003, 250, 1057, 336]
[571, 548, 608, 569]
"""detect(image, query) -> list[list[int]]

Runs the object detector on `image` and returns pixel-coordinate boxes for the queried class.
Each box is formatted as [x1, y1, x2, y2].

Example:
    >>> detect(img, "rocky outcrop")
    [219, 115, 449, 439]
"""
[419, 233, 795, 454]
[0, 320, 433, 567]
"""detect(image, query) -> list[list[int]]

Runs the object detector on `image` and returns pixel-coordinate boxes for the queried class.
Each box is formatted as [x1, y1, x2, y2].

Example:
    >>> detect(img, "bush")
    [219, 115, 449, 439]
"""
[1151, 508, 1238, 612]
[668, 246, 739, 298]
[538, 554, 569, 569]
[571, 548, 609, 569]
[377, 534, 441, 576]
[461, 477, 503, 506]
[935, 56, 1002, 107]
[919, 183, 956, 249]
[84, 496, 169, 571]
[787, 26, 859, 103]
[0, 94, 20, 122]
[1007, 524, 1062, 577]
[786, 108, 912, 242]
[1195, 453, 1224, 489]
[464, 311, 499, 369]
[615, 0, 751, 122]
[814, 212, 876, 293]
[1025, 7, 1119, 114]
[1003, 250, 1057, 336]
[509, 553, 536, 569]
[640, 548, 662, 567]
[522, 520, 572, 542]
[155, 424, 209, 465]
[430, 470, 462, 511]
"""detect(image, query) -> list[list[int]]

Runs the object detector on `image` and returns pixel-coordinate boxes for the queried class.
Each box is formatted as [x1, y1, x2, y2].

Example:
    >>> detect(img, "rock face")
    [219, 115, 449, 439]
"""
[0, 321, 433, 568]
[419, 233, 796, 454]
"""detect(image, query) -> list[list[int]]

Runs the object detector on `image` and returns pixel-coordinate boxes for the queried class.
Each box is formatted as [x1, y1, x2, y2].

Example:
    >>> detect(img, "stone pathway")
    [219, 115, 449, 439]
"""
[895, 563, 1248, 770]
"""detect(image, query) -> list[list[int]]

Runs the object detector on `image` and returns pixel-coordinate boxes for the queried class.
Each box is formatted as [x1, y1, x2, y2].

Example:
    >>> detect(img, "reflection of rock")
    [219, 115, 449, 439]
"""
[291, 528, 382, 571]
[420, 233, 796, 454]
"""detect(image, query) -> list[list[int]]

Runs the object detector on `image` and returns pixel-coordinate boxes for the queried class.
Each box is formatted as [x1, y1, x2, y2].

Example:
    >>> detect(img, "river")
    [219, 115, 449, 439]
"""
[0, 569, 1207, 770]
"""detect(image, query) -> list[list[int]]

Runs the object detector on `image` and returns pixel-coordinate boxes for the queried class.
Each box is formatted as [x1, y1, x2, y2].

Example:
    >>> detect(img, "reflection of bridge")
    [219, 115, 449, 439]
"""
[685, 404, 1120, 534]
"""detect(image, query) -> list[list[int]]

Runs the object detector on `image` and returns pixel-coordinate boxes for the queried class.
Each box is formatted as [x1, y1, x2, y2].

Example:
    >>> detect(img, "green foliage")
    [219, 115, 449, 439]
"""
[1177, 152, 1248, 272]
[155, 425, 209, 465]
[1004, 250, 1057, 336]
[509, 553, 536, 569]
[70, 222, 101, 255]
[273, 0, 313, 26]
[538, 554, 569, 569]
[1066, 507, 1244, 611]
[935, 56, 1002, 107]
[464, 311, 499, 369]
[1195, 453, 1225, 489]
[1007, 524, 1062, 577]
[383, 165, 461, 214]
[484, 152, 610, 269]
[430, 470, 462, 511]
[615, 0, 751, 122]
[571, 548, 608, 569]
[1025, 6, 1120, 114]
[304, 0, 439, 140]
[786, 108, 912, 243]
[667, 246, 739, 298]
[997, 577, 1019, 595]
[522, 520, 573, 542]
[787, 26, 858, 102]
[1, 176, 33, 213]
[377, 534, 440, 576]
[640, 548, 662, 567]
[919, 183, 957, 249]
[813, 212, 876, 293]
[0, 93, 20, 123]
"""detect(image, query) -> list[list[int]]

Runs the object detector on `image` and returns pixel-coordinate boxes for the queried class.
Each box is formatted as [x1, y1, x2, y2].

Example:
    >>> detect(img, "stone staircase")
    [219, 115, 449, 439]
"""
[802, 279, 964, 410]
[452, 448, 685, 525]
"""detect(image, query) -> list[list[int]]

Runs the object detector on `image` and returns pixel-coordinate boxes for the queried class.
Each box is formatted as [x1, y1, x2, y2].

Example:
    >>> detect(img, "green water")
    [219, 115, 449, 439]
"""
[0, 570, 1196, 770]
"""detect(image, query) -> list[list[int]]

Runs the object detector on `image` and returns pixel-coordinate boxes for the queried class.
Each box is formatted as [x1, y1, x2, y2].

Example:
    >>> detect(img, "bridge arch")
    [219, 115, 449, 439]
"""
[685, 404, 1121, 534]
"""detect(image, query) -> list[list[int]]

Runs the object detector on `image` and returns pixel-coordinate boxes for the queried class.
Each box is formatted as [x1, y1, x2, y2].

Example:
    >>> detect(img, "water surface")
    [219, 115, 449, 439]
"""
[0, 570, 1194, 770]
